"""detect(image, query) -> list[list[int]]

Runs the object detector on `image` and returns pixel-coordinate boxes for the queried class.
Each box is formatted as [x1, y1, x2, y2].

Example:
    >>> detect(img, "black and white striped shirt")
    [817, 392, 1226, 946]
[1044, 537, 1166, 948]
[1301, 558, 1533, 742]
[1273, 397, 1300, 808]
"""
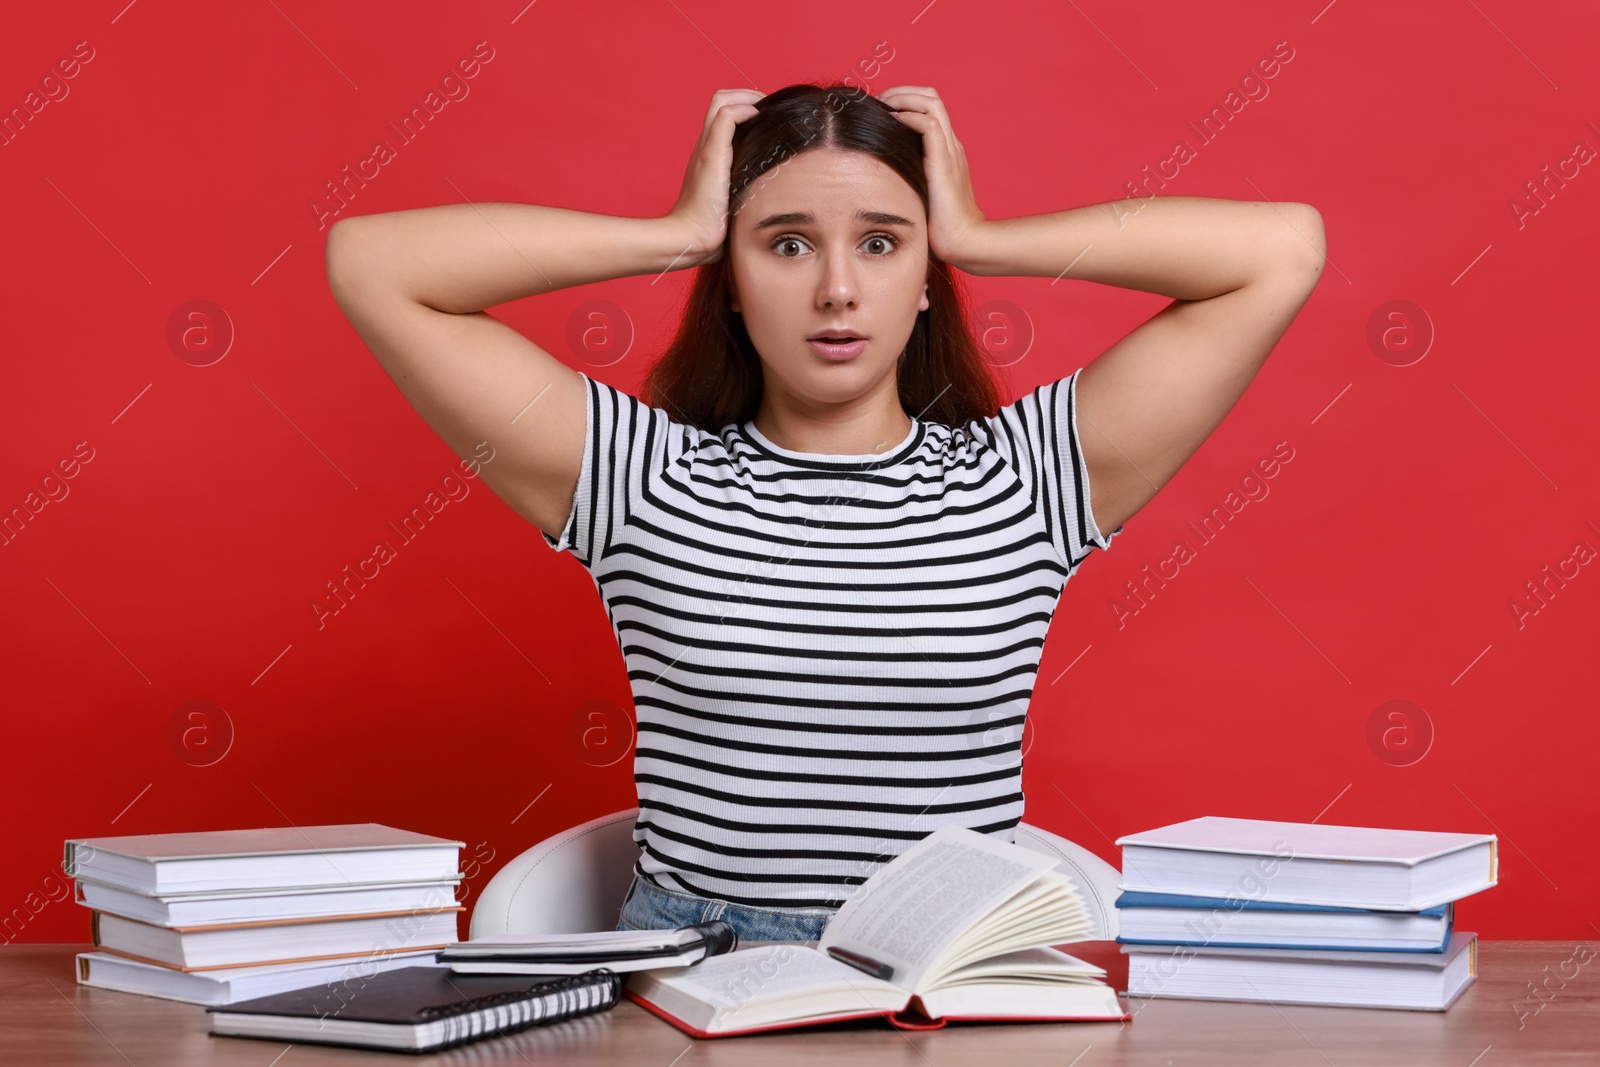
[542, 368, 1121, 909]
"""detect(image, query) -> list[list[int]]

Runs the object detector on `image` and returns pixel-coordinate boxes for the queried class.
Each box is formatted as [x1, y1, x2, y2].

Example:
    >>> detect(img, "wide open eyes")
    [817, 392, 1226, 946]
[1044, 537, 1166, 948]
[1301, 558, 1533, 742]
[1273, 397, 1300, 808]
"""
[770, 233, 899, 259]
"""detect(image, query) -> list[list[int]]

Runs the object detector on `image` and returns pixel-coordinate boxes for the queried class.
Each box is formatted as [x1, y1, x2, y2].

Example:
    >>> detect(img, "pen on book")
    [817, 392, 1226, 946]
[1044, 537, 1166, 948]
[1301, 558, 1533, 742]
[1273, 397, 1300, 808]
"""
[826, 947, 895, 981]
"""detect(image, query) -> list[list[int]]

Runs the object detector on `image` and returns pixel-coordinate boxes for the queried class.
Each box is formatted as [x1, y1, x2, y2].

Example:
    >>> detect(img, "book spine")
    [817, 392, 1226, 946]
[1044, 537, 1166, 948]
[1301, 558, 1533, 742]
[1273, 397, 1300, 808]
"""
[416, 969, 622, 1051]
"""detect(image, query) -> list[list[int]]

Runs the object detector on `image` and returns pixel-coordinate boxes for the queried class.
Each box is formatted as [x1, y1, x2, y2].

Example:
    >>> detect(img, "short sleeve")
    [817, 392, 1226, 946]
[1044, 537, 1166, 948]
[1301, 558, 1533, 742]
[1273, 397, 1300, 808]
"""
[969, 367, 1123, 575]
[541, 372, 695, 569]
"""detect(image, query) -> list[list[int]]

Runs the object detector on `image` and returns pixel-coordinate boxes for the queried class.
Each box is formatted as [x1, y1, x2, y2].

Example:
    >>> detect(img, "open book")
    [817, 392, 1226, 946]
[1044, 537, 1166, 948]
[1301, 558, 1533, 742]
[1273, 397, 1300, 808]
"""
[625, 825, 1128, 1036]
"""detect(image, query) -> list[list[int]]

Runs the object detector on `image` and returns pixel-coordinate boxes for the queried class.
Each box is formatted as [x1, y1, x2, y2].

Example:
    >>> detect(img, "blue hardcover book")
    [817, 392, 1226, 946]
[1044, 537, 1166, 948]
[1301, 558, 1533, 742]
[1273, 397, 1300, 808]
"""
[1114, 891, 1453, 952]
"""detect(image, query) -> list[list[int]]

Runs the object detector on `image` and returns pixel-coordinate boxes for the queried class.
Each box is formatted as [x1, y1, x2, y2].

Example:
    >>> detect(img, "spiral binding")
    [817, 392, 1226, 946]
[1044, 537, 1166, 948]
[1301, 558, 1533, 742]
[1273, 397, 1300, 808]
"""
[412, 968, 622, 1052]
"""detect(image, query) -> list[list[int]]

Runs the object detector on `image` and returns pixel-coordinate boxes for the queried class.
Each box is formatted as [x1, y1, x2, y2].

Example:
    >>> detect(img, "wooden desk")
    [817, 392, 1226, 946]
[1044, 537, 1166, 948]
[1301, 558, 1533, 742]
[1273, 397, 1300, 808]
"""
[2, 942, 1593, 1064]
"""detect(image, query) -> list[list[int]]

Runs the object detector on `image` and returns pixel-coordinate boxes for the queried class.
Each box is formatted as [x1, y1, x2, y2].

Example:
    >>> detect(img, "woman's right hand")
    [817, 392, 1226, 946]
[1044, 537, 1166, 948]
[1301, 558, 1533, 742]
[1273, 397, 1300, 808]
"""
[664, 88, 764, 266]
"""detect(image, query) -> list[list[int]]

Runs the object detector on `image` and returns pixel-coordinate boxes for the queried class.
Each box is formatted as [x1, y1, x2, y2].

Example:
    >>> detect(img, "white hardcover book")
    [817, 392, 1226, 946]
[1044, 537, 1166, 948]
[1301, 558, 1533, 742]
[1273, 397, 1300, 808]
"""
[64, 824, 464, 894]
[75, 877, 464, 926]
[1124, 929, 1479, 1011]
[92, 908, 462, 970]
[1116, 817, 1496, 911]
[75, 949, 446, 1006]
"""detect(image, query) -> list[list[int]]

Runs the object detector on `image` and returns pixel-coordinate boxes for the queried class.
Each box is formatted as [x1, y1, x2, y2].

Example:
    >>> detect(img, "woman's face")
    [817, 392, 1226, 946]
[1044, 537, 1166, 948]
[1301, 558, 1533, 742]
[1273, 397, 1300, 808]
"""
[727, 147, 930, 410]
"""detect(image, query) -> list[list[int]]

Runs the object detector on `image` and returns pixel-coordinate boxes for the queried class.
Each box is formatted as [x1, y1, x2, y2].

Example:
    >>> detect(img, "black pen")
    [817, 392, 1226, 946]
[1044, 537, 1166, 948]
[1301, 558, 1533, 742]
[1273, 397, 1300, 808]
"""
[826, 946, 895, 982]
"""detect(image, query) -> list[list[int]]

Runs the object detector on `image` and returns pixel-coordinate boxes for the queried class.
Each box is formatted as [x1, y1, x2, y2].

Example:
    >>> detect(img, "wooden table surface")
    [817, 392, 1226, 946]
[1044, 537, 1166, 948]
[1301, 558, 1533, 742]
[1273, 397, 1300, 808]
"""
[2, 941, 1594, 1065]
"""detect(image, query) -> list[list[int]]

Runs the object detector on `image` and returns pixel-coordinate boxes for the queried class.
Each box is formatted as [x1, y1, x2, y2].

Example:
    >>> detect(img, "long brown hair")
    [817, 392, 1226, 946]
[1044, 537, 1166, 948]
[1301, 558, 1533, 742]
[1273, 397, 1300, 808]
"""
[641, 82, 1001, 433]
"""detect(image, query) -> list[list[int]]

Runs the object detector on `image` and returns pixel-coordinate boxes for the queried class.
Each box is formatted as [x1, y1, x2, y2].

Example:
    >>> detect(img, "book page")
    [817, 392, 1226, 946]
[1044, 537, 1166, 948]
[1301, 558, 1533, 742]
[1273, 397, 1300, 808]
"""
[914, 978, 1124, 1022]
[936, 946, 1106, 984]
[819, 826, 1055, 992]
[627, 944, 905, 1031]
[645, 945, 882, 1004]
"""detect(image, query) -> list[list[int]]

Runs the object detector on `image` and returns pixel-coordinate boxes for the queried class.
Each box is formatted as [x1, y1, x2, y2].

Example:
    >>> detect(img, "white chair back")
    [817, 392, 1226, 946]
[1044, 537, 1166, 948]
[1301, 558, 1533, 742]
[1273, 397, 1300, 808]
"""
[469, 808, 1121, 939]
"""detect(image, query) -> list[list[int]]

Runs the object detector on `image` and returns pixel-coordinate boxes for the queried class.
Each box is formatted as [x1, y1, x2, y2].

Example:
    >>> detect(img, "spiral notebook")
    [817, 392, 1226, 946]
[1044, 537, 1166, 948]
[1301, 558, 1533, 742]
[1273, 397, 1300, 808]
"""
[206, 964, 621, 1053]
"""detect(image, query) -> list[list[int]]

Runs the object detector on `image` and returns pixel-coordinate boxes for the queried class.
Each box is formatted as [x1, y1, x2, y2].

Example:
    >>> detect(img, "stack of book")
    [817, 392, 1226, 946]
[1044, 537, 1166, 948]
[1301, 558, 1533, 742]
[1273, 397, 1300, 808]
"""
[1112, 816, 1497, 1011]
[67, 823, 466, 1006]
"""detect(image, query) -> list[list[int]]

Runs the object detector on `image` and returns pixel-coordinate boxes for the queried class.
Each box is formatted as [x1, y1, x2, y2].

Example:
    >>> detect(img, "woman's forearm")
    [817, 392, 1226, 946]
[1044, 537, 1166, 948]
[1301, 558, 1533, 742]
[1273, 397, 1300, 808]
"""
[326, 203, 695, 314]
[952, 195, 1324, 300]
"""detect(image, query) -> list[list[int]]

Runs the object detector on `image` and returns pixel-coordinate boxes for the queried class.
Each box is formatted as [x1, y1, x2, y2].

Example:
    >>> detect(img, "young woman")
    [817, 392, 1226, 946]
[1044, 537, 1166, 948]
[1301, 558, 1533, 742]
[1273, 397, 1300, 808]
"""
[325, 83, 1325, 942]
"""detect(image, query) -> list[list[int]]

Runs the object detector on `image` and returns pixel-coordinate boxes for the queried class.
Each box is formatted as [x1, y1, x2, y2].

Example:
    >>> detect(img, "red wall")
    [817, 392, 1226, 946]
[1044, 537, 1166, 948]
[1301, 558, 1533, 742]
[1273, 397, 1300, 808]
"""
[3, 1, 1595, 944]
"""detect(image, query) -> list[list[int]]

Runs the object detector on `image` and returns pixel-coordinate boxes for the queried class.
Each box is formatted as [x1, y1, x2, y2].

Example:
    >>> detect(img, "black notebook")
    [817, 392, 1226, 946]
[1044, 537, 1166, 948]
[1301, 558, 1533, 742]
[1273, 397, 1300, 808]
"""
[207, 964, 621, 1054]
[439, 919, 738, 974]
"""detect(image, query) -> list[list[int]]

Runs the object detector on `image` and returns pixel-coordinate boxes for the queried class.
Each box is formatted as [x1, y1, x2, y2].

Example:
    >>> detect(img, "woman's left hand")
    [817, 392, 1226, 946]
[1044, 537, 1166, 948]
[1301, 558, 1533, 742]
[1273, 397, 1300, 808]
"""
[876, 86, 988, 270]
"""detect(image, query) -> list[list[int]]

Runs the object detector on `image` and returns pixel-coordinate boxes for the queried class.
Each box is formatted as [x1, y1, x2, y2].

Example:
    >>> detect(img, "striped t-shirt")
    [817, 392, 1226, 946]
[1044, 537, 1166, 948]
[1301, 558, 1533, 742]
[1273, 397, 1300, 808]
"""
[542, 368, 1122, 909]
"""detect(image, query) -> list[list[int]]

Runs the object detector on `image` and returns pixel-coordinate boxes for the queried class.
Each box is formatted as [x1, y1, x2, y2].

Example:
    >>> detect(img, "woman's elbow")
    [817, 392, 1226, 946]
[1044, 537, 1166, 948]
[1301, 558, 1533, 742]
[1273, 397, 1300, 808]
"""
[1285, 203, 1326, 265]
[325, 216, 382, 306]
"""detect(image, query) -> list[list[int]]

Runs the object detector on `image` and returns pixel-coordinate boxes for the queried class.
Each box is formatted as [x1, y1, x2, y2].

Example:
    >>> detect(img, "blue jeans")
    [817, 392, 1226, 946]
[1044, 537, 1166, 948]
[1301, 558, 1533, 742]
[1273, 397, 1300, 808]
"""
[614, 874, 836, 942]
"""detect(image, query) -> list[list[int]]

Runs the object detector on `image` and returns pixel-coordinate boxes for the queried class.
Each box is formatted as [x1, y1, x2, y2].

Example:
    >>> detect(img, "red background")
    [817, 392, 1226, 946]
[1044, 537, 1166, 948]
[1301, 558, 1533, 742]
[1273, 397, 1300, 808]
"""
[3, 0, 1596, 944]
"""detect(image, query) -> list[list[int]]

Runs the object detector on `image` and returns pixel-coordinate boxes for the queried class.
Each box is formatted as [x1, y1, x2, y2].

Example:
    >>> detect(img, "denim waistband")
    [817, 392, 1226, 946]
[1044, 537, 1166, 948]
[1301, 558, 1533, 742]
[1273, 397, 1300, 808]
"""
[614, 873, 836, 943]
